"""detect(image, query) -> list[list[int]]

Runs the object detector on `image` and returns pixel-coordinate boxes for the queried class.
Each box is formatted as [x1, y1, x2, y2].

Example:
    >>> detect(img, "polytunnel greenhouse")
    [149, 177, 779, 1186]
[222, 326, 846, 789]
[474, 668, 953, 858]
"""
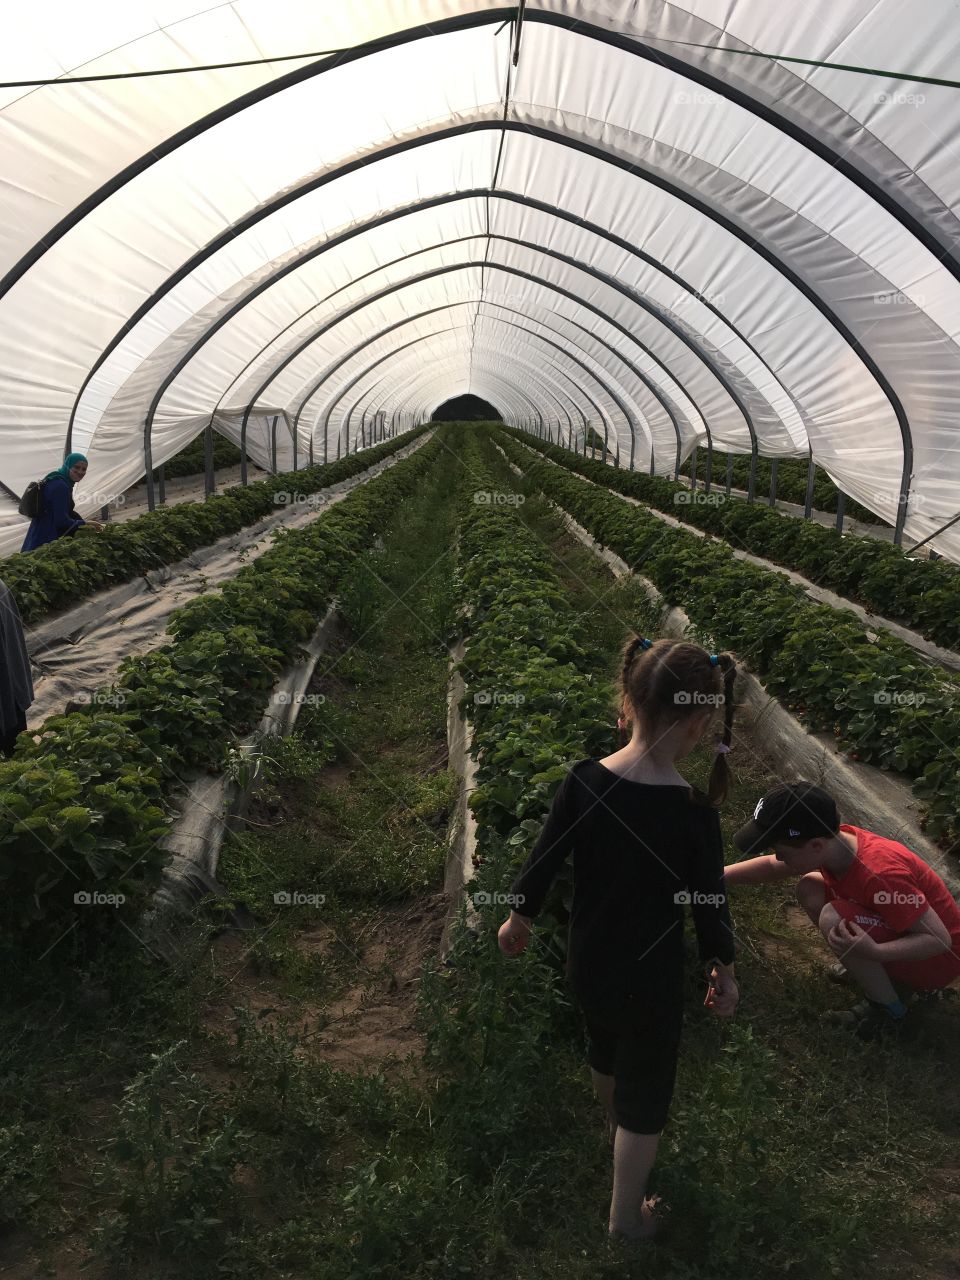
[1, 4, 959, 1277]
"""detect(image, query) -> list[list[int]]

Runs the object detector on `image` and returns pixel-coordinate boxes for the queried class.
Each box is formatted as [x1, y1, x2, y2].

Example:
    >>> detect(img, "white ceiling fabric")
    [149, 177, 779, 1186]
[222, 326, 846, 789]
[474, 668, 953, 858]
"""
[1, 2, 958, 558]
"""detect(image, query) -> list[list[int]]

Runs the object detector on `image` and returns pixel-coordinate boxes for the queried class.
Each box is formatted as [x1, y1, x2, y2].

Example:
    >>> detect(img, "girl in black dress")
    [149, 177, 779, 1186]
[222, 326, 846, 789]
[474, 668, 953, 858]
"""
[498, 636, 740, 1242]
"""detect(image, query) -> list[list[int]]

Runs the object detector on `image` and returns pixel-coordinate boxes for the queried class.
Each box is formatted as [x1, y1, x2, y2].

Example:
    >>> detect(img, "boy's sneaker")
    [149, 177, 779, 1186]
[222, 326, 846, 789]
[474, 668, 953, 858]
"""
[821, 999, 916, 1040]
[854, 1001, 917, 1043]
[820, 999, 870, 1026]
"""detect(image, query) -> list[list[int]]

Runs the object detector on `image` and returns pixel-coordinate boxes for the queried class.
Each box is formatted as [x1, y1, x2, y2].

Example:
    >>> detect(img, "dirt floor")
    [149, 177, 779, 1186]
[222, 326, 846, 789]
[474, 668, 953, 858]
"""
[199, 892, 450, 1079]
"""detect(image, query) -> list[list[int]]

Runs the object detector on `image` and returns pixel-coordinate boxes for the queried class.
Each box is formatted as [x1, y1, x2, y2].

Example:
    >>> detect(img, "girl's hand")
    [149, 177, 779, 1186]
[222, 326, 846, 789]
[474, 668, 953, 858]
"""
[498, 912, 532, 957]
[827, 918, 881, 963]
[705, 966, 739, 1017]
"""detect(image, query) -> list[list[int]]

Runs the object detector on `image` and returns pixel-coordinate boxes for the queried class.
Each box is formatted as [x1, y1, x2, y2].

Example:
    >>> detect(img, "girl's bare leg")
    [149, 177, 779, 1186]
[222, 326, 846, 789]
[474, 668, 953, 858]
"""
[609, 1129, 661, 1238]
[591, 1068, 617, 1141]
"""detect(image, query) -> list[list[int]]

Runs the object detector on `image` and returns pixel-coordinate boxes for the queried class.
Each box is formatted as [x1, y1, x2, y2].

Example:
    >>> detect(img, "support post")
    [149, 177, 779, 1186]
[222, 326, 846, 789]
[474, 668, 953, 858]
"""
[204, 421, 215, 499]
[804, 453, 816, 519]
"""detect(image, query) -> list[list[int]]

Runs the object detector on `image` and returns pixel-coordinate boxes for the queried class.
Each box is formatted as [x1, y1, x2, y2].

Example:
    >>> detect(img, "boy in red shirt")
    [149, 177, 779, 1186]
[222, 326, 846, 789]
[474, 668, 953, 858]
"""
[725, 783, 960, 1039]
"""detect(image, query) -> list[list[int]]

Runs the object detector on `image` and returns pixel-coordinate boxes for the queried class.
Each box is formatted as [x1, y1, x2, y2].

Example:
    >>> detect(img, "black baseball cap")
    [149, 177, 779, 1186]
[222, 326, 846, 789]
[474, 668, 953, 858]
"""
[732, 783, 839, 855]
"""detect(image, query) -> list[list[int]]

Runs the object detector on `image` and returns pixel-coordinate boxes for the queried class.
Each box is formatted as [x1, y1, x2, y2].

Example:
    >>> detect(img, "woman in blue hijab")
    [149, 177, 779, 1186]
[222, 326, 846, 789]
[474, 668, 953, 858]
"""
[20, 452, 103, 553]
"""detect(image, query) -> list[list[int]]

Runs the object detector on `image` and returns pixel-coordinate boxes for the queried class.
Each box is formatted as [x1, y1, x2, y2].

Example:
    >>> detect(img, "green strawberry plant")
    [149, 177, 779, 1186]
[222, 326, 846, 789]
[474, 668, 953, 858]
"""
[502, 427, 960, 651]
[1, 426, 430, 627]
[0, 433, 443, 960]
[496, 429, 960, 853]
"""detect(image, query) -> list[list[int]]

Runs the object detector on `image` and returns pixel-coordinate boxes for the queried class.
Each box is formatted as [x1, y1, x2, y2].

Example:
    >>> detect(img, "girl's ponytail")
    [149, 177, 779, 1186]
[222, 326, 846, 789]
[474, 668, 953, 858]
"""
[704, 653, 738, 807]
[618, 633, 652, 727]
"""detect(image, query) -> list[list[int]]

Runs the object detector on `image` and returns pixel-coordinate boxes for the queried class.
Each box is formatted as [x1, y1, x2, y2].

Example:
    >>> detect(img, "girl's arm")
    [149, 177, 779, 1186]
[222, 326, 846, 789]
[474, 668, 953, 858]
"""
[688, 810, 736, 967]
[724, 854, 796, 886]
[706, 958, 739, 1017]
[498, 769, 578, 956]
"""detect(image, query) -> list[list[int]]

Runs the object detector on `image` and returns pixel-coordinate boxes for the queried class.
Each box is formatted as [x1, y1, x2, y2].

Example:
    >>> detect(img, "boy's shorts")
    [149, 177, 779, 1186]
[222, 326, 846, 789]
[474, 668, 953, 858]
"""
[827, 895, 960, 991]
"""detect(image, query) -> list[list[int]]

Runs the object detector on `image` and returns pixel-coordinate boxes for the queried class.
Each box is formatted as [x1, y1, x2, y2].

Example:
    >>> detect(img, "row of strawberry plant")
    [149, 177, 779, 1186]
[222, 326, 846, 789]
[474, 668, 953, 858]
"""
[132, 431, 243, 482]
[710, 448, 882, 524]
[495, 429, 960, 852]
[3, 426, 429, 627]
[0, 432, 444, 963]
[452, 431, 613, 967]
[422, 426, 619, 1173]
[501, 427, 960, 652]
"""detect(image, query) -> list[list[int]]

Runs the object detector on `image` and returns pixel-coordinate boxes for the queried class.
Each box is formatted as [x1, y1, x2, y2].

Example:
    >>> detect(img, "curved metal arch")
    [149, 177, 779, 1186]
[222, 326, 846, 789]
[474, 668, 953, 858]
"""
[343, 343, 560, 458]
[343, 313, 578, 445]
[328, 318, 625, 467]
[69, 120, 906, 507]
[360, 363, 545, 437]
[359, 358, 590, 460]
[360, 362, 556, 442]
[273, 282, 619, 473]
[136, 216, 705, 491]
[160, 205, 694, 480]
[343, 322, 604, 463]
[240, 257, 721, 488]
[382, 340, 607, 459]
[140, 204, 691, 483]
[353, 333, 582, 450]
[8, 5, 954, 318]
[127, 183, 800, 481]
[477, 297, 671, 473]
[285, 293, 634, 465]
[127, 185, 792, 468]
[284, 298, 600, 468]
[348, 355, 573, 452]
[290, 291, 659, 472]
[296, 308, 619, 468]
[378, 300, 619, 455]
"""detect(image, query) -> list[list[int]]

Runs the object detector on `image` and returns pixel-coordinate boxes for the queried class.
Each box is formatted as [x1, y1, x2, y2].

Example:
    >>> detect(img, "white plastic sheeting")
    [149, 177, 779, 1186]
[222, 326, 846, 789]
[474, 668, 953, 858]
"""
[1, 2, 959, 558]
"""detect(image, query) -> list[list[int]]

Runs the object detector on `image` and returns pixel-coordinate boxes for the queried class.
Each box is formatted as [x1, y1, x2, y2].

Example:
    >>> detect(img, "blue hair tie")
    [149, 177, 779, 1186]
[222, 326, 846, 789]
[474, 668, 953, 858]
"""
[709, 654, 719, 666]
[639, 637, 653, 650]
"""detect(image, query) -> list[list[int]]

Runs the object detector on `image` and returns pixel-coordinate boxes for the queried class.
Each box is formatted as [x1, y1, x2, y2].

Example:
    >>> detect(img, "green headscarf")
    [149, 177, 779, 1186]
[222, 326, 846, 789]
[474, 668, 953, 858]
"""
[43, 452, 88, 486]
